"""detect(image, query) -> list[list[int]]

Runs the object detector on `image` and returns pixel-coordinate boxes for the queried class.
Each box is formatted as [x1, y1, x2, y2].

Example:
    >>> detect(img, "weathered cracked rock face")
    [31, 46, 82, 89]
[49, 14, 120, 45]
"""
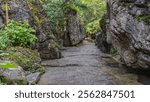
[106, 0, 150, 69]
[95, 15, 112, 53]
[63, 9, 86, 46]
[0, 0, 61, 59]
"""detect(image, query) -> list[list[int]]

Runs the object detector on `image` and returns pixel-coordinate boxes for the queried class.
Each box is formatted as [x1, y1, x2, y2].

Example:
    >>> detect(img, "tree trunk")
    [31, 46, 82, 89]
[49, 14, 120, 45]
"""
[5, 0, 8, 26]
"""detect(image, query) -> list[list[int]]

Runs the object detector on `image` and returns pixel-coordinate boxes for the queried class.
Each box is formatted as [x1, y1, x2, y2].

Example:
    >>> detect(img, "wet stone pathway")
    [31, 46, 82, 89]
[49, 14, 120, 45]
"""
[38, 41, 140, 85]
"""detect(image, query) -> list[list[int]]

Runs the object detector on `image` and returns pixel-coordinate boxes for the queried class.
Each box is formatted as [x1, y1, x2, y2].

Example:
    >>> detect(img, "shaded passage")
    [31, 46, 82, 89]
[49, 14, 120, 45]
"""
[38, 41, 140, 85]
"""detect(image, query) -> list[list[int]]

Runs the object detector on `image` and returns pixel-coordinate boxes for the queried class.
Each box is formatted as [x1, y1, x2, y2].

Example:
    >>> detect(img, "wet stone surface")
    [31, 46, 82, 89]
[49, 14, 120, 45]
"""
[38, 41, 140, 85]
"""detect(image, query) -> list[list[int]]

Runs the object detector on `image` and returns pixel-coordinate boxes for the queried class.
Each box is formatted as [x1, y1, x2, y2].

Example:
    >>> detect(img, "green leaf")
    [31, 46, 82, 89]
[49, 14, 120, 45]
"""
[0, 62, 17, 69]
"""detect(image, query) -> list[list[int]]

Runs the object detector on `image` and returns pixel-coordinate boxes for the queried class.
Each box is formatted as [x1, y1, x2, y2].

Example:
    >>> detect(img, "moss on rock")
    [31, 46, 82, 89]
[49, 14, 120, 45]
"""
[6, 47, 42, 72]
[0, 75, 28, 85]
[0, 75, 13, 85]
[27, 0, 43, 25]
[0, 66, 28, 85]
[137, 14, 150, 24]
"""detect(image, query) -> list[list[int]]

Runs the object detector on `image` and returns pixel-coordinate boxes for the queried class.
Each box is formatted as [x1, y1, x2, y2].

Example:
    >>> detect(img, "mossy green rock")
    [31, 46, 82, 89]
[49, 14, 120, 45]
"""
[0, 47, 45, 85]
[0, 66, 28, 85]
[137, 14, 150, 24]
[6, 47, 41, 72]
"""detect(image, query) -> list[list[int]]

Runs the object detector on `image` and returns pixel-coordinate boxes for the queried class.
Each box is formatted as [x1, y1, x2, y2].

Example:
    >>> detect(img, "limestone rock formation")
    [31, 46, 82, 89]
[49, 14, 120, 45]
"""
[95, 15, 111, 53]
[0, 0, 61, 59]
[105, 0, 150, 69]
[63, 9, 86, 46]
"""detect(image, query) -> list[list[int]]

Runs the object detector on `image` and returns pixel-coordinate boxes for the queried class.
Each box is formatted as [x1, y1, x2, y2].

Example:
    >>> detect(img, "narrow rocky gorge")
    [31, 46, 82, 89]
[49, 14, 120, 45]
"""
[38, 41, 140, 85]
[0, 0, 150, 85]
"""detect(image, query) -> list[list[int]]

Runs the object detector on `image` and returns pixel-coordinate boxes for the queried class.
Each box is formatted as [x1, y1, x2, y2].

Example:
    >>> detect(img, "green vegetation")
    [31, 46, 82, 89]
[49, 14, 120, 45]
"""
[0, 0, 107, 85]
[137, 14, 150, 24]
[0, 80, 6, 85]
[0, 62, 17, 69]
[6, 47, 41, 71]
[44, 0, 106, 38]
[136, 3, 150, 24]
[0, 75, 28, 85]
[0, 76, 11, 85]
[0, 20, 37, 50]
[79, 0, 106, 37]
[110, 48, 118, 56]
[26, 0, 45, 26]
[43, 0, 64, 29]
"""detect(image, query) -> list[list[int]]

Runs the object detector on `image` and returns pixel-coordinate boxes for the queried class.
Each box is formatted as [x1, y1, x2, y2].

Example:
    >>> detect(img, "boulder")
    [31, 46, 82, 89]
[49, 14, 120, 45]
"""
[63, 8, 86, 46]
[106, 0, 150, 69]
[0, 47, 45, 85]
[0, 0, 61, 59]
[26, 72, 41, 85]
[0, 62, 28, 85]
[0, 62, 42, 85]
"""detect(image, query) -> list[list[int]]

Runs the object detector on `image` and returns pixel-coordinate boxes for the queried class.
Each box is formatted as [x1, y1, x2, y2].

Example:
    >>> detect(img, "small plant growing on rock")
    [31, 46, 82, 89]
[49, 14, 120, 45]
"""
[111, 47, 118, 56]
[137, 14, 150, 24]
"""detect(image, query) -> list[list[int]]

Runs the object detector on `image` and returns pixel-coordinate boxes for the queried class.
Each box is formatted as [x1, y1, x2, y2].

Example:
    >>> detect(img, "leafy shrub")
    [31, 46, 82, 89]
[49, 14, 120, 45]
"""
[86, 20, 100, 38]
[43, 0, 64, 29]
[0, 31, 10, 49]
[0, 20, 37, 50]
